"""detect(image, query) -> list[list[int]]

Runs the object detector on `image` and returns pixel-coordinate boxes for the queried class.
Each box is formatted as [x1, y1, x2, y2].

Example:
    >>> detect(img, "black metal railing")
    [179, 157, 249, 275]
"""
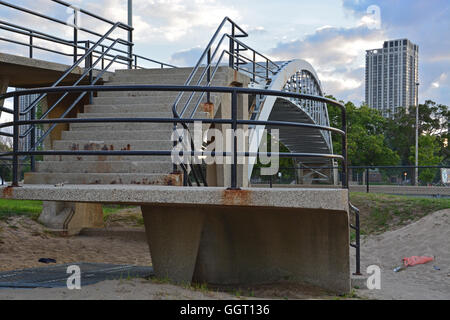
[0, 0, 175, 69]
[349, 202, 361, 275]
[171, 17, 284, 186]
[349, 165, 450, 191]
[0, 85, 348, 189]
[0, 22, 135, 170]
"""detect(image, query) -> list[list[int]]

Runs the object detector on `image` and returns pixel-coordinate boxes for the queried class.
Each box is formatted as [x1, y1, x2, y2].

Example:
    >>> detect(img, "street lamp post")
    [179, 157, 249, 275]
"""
[415, 82, 420, 186]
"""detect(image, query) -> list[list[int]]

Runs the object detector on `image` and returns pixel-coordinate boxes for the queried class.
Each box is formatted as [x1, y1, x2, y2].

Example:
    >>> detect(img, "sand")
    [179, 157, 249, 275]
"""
[0, 211, 151, 272]
[353, 209, 450, 300]
[1, 207, 449, 299]
[0, 279, 240, 300]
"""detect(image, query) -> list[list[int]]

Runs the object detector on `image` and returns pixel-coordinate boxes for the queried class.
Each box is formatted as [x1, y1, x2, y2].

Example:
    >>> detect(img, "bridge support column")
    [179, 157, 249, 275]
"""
[141, 205, 205, 283]
[141, 202, 350, 294]
[39, 201, 103, 235]
[0, 76, 8, 115]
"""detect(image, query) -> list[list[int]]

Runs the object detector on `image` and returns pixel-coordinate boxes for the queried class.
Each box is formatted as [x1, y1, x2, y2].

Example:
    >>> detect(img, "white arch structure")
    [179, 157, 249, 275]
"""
[246, 59, 333, 180]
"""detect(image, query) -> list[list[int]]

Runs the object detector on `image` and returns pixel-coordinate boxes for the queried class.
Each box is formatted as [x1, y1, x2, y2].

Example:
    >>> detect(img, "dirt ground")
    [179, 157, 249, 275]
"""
[1, 207, 449, 300]
[0, 208, 151, 271]
[354, 209, 450, 300]
[0, 207, 335, 300]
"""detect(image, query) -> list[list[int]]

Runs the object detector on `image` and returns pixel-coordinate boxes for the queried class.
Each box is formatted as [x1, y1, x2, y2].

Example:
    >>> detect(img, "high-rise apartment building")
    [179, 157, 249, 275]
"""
[365, 39, 419, 118]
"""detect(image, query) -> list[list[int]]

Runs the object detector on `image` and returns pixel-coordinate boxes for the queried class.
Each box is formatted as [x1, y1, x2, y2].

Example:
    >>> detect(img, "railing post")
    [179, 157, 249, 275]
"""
[30, 101, 36, 172]
[85, 42, 93, 104]
[366, 167, 369, 193]
[266, 59, 269, 80]
[207, 48, 211, 104]
[230, 90, 238, 189]
[29, 32, 33, 59]
[128, 31, 133, 70]
[128, 0, 133, 70]
[252, 51, 256, 83]
[101, 46, 105, 70]
[73, 7, 78, 63]
[172, 123, 178, 175]
[354, 209, 361, 275]
[341, 108, 348, 188]
[12, 95, 19, 187]
[229, 23, 235, 68]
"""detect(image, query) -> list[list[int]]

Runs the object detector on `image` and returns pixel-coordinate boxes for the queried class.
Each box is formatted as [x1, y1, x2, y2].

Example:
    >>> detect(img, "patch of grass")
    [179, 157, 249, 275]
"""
[0, 199, 43, 221]
[102, 205, 139, 221]
[350, 192, 450, 235]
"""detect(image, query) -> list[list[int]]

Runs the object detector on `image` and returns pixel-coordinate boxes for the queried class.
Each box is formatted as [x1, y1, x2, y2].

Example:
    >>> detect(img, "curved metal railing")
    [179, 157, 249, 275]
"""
[0, 85, 348, 189]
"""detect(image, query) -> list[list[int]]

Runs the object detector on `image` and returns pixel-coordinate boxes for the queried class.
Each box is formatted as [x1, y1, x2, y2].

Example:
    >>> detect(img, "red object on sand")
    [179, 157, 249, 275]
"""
[402, 256, 434, 267]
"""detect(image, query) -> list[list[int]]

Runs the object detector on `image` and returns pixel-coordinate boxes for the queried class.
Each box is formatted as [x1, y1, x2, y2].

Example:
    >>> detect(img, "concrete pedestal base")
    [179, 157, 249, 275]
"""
[1, 184, 350, 293]
[39, 201, 103, 235]
[141, 204, 350, 293]
[141, 205, 205, 283]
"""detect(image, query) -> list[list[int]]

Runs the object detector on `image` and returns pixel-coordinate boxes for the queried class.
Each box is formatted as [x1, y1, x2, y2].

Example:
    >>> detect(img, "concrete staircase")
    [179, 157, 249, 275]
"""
[24, 67, 230, 186]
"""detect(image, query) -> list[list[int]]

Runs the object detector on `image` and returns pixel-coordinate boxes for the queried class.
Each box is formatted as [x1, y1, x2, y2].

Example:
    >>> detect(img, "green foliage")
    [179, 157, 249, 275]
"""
[385, 100, 449, 165]
[326, 96, 448, 171]
[252, 132, 295, 180]
[0, 199, 43, 221]
[326, 97, 400, 167]
[350, 192, 450, 234]
[409, 135, 443, 183]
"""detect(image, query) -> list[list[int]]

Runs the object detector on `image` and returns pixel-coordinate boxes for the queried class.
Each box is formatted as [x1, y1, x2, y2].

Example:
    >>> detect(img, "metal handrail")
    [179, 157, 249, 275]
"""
[0, 24, 133, 172]
[349, 202, 361, 275]
[0, 84, 348, 189]
[170, 17, 282, 186]
[0, 0, 172, 69]
[18, 22, 125, 116]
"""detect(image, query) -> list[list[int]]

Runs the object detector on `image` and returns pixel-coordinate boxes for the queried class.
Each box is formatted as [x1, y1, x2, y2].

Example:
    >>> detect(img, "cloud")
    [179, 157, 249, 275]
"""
[267, 0, 450, 105]
[342, 0, 450, 105]
[269, 25, 385, 103]
[78, 0, 241, 43]
[170, 46, 204, 67]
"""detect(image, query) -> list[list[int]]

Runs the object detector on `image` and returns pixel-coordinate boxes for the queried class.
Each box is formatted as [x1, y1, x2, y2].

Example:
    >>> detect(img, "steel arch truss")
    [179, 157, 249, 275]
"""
[247, 59, 334, 181]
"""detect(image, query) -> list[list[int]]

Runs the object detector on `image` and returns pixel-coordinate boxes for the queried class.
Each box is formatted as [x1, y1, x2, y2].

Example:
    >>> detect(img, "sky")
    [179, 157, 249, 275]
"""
[0, 0, 449, 112]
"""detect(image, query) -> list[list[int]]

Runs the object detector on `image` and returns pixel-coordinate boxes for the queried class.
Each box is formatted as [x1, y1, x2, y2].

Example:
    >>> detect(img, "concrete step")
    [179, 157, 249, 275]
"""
[85, 103, 172, 114]
[70, 122, 174, 131]
[77, 112, 210, 119]
[91, 94, 216, 106]
[52, 140, 173, 151]
[36, 161, 173, 174]
[108, 72, 228, 83]
[24, 172, 183, 186]
[61, 129, 174, 141]
[84, 101, 216, 114]
[114, 66, 229, 77]
[96, 90, 223, 98]
[43, 154, 172, 162]
[106, 77, 227, 86]
[69, 121, 210, 132]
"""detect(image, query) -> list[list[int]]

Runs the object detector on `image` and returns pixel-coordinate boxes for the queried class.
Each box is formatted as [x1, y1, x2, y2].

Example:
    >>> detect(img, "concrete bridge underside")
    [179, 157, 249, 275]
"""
[0, 184, 350, 293]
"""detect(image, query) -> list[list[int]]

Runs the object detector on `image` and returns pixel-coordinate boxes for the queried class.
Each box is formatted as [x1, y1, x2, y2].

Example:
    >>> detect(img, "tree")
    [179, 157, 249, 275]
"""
[385, 101, 449, 165]
[409, 134, 443, 184]
[326, 97, 400, 167]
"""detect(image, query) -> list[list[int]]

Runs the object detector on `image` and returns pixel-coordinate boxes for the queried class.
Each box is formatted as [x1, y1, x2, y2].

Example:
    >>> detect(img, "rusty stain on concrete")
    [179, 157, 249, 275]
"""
[221, 189, 251, 206]
[2, 186, 14, 198]
[201, 102, 214, 118]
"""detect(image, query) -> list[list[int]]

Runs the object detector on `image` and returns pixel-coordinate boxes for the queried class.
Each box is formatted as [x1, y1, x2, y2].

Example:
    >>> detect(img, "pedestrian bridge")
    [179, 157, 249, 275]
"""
[0, 1, 357, 294]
